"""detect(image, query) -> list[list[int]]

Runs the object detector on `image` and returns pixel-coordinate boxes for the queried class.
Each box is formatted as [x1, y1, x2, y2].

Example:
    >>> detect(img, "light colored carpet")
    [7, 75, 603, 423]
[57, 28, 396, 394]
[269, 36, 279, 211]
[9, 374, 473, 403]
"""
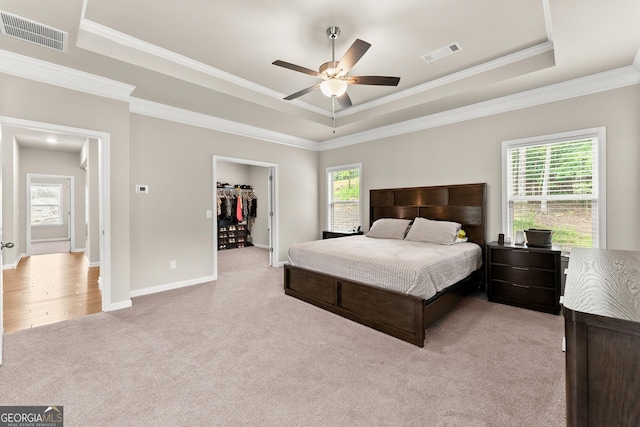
[0, 247, 566, 426]
[30, 240, 70, 255]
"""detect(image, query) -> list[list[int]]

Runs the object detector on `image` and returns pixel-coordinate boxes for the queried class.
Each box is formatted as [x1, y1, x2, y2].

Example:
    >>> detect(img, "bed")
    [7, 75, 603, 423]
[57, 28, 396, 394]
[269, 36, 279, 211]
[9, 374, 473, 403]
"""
[284, 182, 486, 347]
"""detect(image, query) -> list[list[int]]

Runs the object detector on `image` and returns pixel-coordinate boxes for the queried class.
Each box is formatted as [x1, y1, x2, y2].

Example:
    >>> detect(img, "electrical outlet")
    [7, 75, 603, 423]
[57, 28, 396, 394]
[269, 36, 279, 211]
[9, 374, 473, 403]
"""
[169, 260, 177, 270]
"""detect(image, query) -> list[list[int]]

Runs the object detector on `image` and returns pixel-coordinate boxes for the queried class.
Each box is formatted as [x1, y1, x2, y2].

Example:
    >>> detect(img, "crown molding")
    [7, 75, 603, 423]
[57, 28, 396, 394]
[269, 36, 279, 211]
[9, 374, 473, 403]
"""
[78, 16, 555, 121]
[337, 41, 555, 118]
[129, 97, 318, 151]
[0, 49, 135, 101]
[1, 47, 638, 153]
[319, 65, 640, 150]
[78, 18, 329, 118]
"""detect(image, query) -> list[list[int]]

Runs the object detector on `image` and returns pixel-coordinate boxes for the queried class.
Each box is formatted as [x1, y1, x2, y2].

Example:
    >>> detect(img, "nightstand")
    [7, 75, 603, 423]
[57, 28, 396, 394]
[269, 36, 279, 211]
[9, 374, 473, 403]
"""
[486, 241, 562, 314]
[322, 230, 363, 239]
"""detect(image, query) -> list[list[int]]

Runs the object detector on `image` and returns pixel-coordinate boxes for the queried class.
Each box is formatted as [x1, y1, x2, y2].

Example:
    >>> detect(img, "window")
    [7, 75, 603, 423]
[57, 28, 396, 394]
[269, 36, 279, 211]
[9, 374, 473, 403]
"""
[31, 184, 63, 226]
[327, 163, 361, 232]
[502, 128, 605, 252]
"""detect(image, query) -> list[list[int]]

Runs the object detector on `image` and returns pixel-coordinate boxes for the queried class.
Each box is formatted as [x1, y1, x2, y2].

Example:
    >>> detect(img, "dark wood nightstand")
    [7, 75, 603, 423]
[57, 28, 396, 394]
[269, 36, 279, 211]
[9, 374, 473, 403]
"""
[486, 241, 562, 314]
[322, 230, 363, 239]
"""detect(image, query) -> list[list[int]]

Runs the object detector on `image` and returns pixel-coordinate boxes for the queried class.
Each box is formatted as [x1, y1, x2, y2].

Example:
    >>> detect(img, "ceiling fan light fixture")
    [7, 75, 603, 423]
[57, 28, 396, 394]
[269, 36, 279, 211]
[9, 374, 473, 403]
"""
[320, 78, 347, 97]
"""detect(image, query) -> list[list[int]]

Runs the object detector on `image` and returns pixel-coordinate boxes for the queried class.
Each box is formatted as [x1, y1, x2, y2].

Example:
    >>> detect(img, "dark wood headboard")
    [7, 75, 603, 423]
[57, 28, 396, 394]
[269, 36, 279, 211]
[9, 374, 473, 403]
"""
[369, 183, 487, 248]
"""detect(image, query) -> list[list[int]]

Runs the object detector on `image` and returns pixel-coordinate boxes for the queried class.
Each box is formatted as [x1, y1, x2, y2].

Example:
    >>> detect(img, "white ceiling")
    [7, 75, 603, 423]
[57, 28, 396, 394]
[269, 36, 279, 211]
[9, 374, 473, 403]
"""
[0, 0, 639, 148]
[4, 125, 88, 153]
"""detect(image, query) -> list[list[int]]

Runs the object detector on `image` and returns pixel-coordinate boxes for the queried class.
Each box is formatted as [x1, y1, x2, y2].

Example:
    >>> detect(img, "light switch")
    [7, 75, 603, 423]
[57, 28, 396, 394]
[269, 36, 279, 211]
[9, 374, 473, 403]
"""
[206, 210, 213, 219]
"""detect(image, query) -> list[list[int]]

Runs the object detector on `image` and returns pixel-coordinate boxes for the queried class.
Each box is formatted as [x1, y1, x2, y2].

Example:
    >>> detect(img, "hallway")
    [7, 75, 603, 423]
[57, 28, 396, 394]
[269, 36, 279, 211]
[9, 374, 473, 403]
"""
[3, 252, 101, 333]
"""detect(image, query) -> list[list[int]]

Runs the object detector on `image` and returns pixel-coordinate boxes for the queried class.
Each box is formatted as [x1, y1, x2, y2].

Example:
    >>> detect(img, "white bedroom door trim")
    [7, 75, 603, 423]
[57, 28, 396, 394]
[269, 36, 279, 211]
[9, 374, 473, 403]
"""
[212, 155, 278, 280]
[0, 164, 4, 364]
[1, 117, 114, 312]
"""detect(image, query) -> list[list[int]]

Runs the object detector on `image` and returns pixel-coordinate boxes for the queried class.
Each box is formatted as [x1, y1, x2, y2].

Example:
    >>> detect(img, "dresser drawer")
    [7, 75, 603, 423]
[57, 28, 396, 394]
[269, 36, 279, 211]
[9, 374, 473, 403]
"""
[491, 264, 556, 289]
[491, 248, 556, 270]
[490, 280, 556, 307]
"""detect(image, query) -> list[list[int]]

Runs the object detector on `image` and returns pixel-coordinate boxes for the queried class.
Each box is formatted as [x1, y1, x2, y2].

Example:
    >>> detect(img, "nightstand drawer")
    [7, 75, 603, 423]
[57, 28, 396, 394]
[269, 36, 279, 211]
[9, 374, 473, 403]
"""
[491, 248, 556, 270]
[490, 280, 556, 307]
[491, 264, 556, 288]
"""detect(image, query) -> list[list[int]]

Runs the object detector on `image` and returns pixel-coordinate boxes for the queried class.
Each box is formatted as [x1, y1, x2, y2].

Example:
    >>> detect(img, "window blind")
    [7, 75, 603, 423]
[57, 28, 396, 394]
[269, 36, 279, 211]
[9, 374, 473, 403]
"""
[327, 164, 361, 231]
[506, 136, 599, 251]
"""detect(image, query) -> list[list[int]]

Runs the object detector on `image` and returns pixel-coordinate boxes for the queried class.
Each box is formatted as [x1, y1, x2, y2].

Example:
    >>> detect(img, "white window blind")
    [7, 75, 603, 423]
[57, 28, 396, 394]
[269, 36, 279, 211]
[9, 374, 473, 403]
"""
[31, 183, 63, 226]
[327, 163, 361, 232]
[503, 128, 605, 252]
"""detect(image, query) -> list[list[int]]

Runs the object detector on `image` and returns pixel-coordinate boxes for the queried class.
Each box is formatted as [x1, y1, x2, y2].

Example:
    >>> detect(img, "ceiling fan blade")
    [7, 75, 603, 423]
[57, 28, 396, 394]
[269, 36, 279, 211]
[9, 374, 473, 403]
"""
[347, 76, 401, 86]
[283, 83, 321, 100]
[336, 92, 352, 108]
[272, 60, 322, 78]
[336, 39, 371, 74]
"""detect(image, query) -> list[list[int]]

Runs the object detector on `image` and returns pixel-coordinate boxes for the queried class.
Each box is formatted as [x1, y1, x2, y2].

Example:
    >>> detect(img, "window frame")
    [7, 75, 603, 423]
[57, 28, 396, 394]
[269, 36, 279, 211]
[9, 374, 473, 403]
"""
[501, 127, 606, 250]
[30, 183, 64, 227]
[326, 162, 362, 232]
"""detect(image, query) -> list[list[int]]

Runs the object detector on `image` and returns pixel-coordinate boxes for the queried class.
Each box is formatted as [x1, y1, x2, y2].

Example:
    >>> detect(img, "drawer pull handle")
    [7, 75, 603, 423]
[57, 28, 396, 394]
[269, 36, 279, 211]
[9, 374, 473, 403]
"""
[512, 266, 529, 271]
[513, 250, 530, 254]
[512, 283, 530, 289]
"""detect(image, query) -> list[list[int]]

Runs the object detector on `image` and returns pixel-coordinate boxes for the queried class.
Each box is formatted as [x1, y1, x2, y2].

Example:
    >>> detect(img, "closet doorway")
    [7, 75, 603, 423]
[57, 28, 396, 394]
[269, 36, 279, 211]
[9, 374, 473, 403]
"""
[212, 156, 277, 278]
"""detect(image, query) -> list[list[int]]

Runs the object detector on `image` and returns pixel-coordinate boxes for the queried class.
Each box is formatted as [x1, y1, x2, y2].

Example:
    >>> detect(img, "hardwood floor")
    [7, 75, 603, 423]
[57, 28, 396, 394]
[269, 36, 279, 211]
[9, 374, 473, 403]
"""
[3, 252, 101, 334]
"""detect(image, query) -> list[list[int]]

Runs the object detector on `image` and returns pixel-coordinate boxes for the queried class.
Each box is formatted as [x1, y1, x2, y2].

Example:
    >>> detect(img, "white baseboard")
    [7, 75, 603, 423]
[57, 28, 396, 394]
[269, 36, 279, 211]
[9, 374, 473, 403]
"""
[105, 299, 132, 311]
[2, 253, 26, 270]
[31, 238, 69, 243]
[253, 243, 269, 249]
[71, 248, 86, 253]
[130, 275, 216, 298]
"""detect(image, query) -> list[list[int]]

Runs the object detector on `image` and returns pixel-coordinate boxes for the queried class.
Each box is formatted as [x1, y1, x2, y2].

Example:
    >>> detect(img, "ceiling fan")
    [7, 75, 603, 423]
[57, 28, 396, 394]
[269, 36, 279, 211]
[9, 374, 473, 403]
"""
[272, 26, 400, 109]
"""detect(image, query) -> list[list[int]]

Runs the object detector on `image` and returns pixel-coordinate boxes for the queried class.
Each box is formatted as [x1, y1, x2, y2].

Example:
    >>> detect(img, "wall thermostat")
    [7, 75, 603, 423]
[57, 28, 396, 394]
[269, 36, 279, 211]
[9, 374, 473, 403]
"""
[136, 184, 149, 194]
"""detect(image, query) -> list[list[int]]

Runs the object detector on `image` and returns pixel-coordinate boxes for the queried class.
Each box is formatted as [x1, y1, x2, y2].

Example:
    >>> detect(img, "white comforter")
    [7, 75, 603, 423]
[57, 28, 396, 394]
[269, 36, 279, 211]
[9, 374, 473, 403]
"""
[288, 235, 482, 300]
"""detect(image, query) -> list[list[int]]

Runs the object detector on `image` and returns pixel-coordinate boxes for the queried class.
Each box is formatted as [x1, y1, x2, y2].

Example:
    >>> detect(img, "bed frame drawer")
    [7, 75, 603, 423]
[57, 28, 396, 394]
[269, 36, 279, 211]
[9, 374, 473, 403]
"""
[339, 280, 421, 334]
[284, 265, 335, 305]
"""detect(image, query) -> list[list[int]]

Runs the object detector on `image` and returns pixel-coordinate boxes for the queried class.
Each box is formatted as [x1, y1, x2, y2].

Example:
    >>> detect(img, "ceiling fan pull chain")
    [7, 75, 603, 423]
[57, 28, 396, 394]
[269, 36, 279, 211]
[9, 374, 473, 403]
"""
[332, 97, 336, 133]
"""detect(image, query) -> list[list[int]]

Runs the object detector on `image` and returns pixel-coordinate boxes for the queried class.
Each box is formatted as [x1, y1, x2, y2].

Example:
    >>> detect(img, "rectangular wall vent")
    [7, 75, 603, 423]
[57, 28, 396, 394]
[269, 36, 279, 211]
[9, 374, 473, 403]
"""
[421, 42, 462, 63]
[0, 11, 67, 52]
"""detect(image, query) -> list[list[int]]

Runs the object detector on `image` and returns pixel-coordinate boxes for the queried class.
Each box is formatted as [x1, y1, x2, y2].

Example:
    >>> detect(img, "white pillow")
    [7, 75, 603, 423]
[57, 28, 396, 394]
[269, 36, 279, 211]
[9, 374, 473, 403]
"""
[366, 218, 412, 239]
[404, 217, 461, 245]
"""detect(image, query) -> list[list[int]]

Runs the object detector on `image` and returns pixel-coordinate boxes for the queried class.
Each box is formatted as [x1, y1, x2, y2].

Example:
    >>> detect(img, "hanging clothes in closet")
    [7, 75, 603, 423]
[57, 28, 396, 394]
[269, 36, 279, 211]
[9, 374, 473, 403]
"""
[216, 188, 257, 228]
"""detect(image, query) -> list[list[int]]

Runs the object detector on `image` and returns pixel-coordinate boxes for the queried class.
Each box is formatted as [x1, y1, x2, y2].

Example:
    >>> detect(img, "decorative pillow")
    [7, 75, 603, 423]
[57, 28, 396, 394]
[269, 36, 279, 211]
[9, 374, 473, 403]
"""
[366, 218, 412, 239]
[404, 217, 461, 245]
[455, 229, 468, 243]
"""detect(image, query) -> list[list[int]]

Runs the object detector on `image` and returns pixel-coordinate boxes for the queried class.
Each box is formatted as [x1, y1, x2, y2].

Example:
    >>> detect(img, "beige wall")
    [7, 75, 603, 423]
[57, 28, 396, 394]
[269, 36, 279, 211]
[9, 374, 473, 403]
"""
[319, 86, 640, 251]
[129, 114, 317, 292]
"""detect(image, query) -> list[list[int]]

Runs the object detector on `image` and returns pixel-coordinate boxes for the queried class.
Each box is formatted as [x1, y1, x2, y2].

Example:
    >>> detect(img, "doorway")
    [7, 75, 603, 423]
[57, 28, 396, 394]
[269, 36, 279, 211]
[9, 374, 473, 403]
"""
[1, 117, 112, 346]
[212, 156, 278, 279]
[27, 174, 74, 256]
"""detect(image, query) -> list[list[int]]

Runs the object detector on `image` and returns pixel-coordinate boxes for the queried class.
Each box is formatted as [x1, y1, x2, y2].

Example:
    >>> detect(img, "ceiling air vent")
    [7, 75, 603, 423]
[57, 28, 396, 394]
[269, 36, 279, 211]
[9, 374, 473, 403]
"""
[0, 11, 67, 52]
[421, 42, 462, 63]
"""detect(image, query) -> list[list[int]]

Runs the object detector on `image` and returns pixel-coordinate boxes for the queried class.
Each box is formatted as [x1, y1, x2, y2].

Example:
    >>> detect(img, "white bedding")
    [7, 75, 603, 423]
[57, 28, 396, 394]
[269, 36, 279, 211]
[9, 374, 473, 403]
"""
[288, 235, 482, 300]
